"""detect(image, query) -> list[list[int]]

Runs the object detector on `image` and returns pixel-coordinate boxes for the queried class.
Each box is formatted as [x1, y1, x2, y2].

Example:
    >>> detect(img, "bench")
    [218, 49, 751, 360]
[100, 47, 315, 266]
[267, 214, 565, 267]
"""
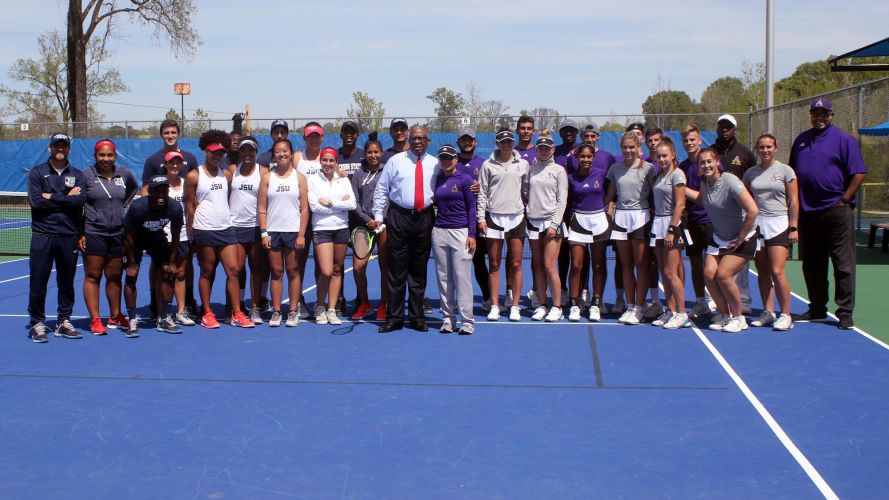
[868, 221, 889, 252]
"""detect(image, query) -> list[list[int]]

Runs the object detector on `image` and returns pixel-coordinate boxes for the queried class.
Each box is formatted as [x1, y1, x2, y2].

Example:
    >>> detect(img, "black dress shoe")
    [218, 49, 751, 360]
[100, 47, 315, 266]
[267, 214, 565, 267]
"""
[791, 309, 829, 322]
[409, 319, 428, 332]
[378, 321, 403, 333]
[837, 316, 854, 330]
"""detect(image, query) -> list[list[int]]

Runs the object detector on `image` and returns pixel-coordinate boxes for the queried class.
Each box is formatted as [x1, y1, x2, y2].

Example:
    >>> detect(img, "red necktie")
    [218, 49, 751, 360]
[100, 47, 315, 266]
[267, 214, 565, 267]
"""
[414, 156, 424, 210]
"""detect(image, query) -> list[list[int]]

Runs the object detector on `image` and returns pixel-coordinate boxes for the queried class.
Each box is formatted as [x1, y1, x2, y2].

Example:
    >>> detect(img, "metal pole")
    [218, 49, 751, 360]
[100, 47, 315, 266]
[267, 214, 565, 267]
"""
[748, 105, 754, 149]
[180, 94, 185, 124]
[857, 86, 864, 232]
[125, 120, 129, 140]
[765, 0, 775, 133]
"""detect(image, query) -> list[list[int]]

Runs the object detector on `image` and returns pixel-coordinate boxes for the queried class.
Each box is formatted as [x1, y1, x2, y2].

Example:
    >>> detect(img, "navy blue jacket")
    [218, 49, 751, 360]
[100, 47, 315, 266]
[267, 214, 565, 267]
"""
[27, 160, 87, 236]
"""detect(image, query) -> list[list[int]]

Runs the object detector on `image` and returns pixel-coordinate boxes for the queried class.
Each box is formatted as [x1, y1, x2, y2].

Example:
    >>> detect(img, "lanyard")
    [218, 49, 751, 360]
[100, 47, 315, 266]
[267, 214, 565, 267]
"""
[92, 167, 113, 200]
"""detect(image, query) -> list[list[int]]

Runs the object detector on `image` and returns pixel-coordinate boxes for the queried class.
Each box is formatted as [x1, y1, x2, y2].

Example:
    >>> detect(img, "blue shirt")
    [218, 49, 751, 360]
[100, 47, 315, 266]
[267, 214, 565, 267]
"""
[516, 146, 538, 166]
[338, 147, 364, 177]
[457, 154, 485, 181]
[124, 196, 184, 247]
[82, 165, 139, 237]
[27, 160, 87, 236]
[568, 167, 607, 213]
[141, 148, 198, 186]
[434, 169, 477, 237]
[679, 158, 711, 225]
[788, 124, 867, 212]
[372, 150, 441, 220]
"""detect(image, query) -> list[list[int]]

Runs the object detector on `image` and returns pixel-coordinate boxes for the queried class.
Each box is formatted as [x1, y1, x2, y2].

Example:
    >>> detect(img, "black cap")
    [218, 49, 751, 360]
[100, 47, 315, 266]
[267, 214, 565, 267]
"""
[270, 119, 289, 132]
[496, 130, 515, 143]
[341, 120, 360, 132]
[148, 175, 169, 189]
[626, 122, 645, 133]
[536, 137, 555, 148]
[49, 133, 71, 145]
[238, 137, 259, 151]
[390, 118, 408, 128]
[559, 118, 579, 131]
[437, 145, 458, 157]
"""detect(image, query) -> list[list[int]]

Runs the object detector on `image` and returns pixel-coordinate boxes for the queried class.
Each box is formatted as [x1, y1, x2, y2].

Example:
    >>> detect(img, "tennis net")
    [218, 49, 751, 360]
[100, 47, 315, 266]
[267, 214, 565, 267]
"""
[0, 192, 31, 255]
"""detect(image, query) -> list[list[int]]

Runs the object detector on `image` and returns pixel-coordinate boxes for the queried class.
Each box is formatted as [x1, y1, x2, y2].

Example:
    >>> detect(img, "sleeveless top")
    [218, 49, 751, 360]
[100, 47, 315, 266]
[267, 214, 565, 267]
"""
[296, 150, 321, 177]
[230, 164, 262, 227]
[193, 165, 231, 231]
[267, 167, 302, 232]
[165, 183, 188, 243]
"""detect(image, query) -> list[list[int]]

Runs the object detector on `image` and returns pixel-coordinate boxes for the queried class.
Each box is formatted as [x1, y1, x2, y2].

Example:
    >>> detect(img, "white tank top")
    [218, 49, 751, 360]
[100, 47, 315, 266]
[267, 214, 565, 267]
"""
[193, 165, 231, 231]
[230, 164, 261, 227]
[296, 150, 321, 177]
[164, 183, 188, 243]
[267, 167, 301, 232]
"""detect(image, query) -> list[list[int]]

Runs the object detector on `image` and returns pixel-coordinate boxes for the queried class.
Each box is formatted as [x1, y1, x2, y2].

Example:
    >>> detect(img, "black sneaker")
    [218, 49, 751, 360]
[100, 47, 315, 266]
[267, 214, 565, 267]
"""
[53, 319, 82, 339]
[29, 322, 49, 343]
[837, 316, 854, 330]
[791, 310, 829, 322]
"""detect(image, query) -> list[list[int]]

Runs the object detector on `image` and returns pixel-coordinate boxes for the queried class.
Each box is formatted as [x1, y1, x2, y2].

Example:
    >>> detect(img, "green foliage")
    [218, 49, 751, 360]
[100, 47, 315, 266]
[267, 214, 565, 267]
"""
[346, 91, 385, 132]
[641, 90, 700, 130]
[427, 87, 465, 132]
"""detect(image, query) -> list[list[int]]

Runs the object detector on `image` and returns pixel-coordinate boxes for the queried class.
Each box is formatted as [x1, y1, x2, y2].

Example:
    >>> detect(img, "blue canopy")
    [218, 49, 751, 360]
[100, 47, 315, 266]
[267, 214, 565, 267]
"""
[860, 120, 889, 137]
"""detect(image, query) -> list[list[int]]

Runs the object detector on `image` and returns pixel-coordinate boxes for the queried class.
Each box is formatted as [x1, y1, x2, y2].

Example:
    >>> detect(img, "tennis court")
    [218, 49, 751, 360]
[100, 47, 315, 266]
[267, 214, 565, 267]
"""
[0, 251, 887, 498]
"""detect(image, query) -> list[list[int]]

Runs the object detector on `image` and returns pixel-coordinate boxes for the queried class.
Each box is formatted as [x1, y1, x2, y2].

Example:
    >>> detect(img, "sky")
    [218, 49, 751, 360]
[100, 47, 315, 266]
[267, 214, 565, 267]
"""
[1, 0, 887, 126]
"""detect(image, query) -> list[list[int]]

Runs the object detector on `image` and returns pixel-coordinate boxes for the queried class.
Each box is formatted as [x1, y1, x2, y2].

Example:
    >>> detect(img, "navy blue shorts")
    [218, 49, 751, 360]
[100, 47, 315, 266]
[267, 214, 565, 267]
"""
[268, 231, 299, 251]
[313, 228, 349, 245]
[234, 226, 260, 244]
[84, 233, 124, 258]
[177, 240, 191, 257]
[192, 227, 236, 247]
[131, 241, 171, 266]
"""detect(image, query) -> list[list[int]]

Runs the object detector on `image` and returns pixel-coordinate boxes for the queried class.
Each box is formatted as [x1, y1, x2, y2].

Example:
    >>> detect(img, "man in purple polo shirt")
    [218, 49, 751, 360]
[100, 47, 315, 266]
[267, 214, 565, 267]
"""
[516, 115, 538, 165]
[554, 118, 579, 169]
[456, 126, 490, 310]
[789, 98, 867, 329]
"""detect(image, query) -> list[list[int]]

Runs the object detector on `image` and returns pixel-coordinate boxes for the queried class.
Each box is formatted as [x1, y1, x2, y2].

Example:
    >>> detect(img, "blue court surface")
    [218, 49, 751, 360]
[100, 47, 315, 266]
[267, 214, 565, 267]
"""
[0, 254, 887, 499]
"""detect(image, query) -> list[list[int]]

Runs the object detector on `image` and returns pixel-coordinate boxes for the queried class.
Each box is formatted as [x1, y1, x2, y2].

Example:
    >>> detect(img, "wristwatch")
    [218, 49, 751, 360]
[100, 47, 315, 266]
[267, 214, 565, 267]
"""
[789, 226, 798, 233]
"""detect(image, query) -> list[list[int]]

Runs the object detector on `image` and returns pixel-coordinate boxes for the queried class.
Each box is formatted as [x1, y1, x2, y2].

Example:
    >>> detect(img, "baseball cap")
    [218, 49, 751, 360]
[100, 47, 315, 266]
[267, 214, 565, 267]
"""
[496, 130, 515, 143]
[810, 97, 832, 112]
[390, 118, 408, 128]
[49, 132, 71, 145]
[582, 123, 600, 134]
[164, 151, 184, 162]
[303, 124, 324, 137]
[205, 142, 226, 152]
[536, 137, 555, 148]
[149, 175, 169, 188]
[458, 126, 476, 139]
[270, 119, 289, 132]
[238, 136, 259, 151]
[626, 122, 645, 133]
[716, 114, 738, 127]
[559, 118, 579, 131]
[437, 145, 458, 157]
[341, 120, 360, 132]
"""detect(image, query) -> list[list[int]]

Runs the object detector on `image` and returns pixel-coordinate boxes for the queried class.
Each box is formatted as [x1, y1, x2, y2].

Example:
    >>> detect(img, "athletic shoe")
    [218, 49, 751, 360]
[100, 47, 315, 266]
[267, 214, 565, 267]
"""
[691, 301, 712, 318]
[285, 311, 300, 327]
[531, 306, 547, 321]
[375, 304, 387, 321]
[568, 305, 581, 322]
[458, 324, 474, 335]
[486, 304, 500, 321]
[269, 311, 282, 328]
[481, 299, 493, 313]
[259, 296, 274, 313]
[709, 314, 730, 331]
[326, 309, 342, 326]
[527, 289, 541, 310]
[184, 304, 199, 320]
[652, 310, 673, 327]
[175, 311, 196, 326]
[664, 313, 690, 330]
[106, 313, 129, 330]
[643, 301, 664, 321]
[722, 316, 746, 333]
[611, 297, 627, 315]
[156, 314, 181, 334]
[201, 312, 220, 329]
[351, 302, 372, 321]
[505, 289, 514, 307]
[249, 307, 264, 324]
[29, 322, 49, 343]
[509, 305, 521, 322]
[740, 315, 749, 330]
[230, 311, 255, 328]
[751, 311, 776, 327]
[545, 307, 563, 322]
[90, 317, 108, 335]
[741, 305, 753, 316]
[126, 317, 140, 338]
[792, 309, 829, 322]
[298, 301, 311, 320]
[54, 320, 82, 339]
[588, 305, 601, 322]
[423, 298, 433, 315]
[622, 307, 642, 325]
[773, 314, 794, 331]
[440, 318, 454, 333]
[838, 316, 854, 330]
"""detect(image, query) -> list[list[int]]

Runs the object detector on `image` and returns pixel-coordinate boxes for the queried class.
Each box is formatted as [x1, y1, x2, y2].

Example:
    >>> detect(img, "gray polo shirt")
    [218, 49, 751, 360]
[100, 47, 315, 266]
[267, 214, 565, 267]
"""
[701, 172, 747, 241]
[653, 168, 686, 217]
[606, 160, 656, 210]
[82, 165, 139, 237]
[742, 161, 796, 217]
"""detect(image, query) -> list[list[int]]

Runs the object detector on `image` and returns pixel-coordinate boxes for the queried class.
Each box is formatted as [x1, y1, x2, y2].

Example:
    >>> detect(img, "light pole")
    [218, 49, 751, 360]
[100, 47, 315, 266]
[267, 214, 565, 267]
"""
[765, 0, 775, 133]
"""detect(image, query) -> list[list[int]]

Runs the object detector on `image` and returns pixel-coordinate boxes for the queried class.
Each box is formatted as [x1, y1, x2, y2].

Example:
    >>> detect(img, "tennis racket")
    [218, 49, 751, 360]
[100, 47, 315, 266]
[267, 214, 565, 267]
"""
[351, 226, 375, 260]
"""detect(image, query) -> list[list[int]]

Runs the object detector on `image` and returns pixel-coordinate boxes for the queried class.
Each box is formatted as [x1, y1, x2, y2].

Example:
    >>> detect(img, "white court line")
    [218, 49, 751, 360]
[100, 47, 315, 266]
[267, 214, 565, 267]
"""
[692, 325, 839, 499]
[0, 257, 28, 265]
[0, 314, 88, 319]
[0, 263, 84, 284]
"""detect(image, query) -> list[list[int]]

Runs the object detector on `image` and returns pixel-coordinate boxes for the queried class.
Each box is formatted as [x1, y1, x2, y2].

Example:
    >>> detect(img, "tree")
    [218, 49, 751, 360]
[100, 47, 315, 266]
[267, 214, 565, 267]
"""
[642, 89, 700, 131]
[1, 30, 126, 123]
[465, 81, 484, 122]
[67, 0, 200, 134]
[700, 76, 748, 114]
[185, 108, 211, 136]
[346, 91, 385, 132]
[529, 107, 562, 132]
[427, 87, 465, 132]
[477, 99, 510, 132]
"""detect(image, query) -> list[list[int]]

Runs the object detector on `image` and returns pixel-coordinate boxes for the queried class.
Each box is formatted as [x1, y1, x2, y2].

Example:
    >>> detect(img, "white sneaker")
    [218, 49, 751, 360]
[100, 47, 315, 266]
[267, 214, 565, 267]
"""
[664, 313, 690, 330]
[723, 315, 745, 333]
[751, 311, 775, 327]
[508, 305, 521, 321]
[612, 297, 627, 315]
[527, 290, 541, 309]
[531, 306, 547, 321]
[620, 307, 641, 325]
[643, 301, 664, 321]
[580, 289, 589, 307]
[481, 298, 493, 313]
[315, 305, 328, 325]
[486, 304, 500, 321]
[269, 311, 282, 327]
[298, 302, 311, 320]
[709, 314, 729, 331]
[285, 311, 299, 327]
[739, 315, 749, 330]
[773, 313, 794, 331]
[326, 309, 342, 325]
[652, 310, 673, 327]
[588, 305, 601, 322]
[175, 311, 196, 326]
[440, 318, 454, 333]
[691, 301, 712, 318]
[568, 305, 581, 322]
[545, 307, 563, 322]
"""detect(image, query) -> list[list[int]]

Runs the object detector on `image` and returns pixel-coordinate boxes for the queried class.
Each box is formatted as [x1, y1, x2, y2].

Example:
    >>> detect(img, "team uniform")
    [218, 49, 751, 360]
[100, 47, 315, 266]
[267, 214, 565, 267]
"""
[142, 149, 198, 185]
[650, 168, 689, 247]
[308, 171, 357, 244]
[230, 164, 262, 244]
[266, 168, 303, 250]
[477, 151, 529, 240]
[607, 160, 656, 240]
[337, 147, 364, 178]
[743, 161, 796, 248]
[82, 166, 139, 257]
[126, 197, 184, 266]
[700, 173, 759, 258]
[165, 183, 190, 257]
[679, 158, 714, 257]
[516, 145, 539, 166]
[525, 156, 568, 240]
[191, 166, 235, 246]
[566, 167, 610, 244]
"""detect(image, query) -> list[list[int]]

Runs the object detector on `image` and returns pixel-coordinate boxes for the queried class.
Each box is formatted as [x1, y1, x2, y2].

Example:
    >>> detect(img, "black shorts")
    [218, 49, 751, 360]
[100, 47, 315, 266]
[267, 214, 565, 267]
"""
[176, 240, 191, 258]
[313, 228, 349, 245]
[269, 231, 299, 250]
[762, 228, 790, 248]
[685, 222, 713, 257]
[131, 240, 172, 266]
[234, 226, 261, 245]
[84, 233, 124, 258]
[709, 230, 760, 260]
[192, 227, 236, 247]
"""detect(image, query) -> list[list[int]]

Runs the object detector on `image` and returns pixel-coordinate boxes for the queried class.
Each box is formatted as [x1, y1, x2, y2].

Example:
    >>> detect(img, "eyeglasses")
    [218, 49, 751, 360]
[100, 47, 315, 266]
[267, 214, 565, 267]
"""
[409, 136, 429, 142]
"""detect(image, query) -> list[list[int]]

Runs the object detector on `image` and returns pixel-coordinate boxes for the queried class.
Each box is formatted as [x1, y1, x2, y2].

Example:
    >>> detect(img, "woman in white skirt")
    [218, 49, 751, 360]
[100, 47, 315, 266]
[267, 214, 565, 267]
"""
[431, 145, 477, 334]
[477, 129, 530, 322]
[650, 137, 690, 329]
[605, 132, 657, 324]
[525, 132, 568, 322]
[743, 134, 798, 331]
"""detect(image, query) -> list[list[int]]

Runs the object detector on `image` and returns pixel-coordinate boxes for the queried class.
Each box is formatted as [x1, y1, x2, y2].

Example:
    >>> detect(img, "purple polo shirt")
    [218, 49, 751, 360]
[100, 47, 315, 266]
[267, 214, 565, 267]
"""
[788, 124, 867, 212]
[679, 158, 712, 225]
[516, 145, 538, 165]
[554, 143, 576, 170]
[561, 147, 616, 174]
[567, 167, 607, 213]
[457, 154, 485, 181]
[433, 169, 477, 237]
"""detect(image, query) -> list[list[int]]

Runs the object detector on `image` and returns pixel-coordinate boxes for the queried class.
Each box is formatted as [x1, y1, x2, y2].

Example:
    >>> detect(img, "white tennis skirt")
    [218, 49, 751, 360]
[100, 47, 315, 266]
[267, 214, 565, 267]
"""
[756, 214, 789, 240]
[706, 229, 760, 256]
[567, 211, 610, 244]
[611, 209, 650, 241]
[649, 215, 693, 247]
[484, 212, 524, 240]
[526, 218, 564, 240]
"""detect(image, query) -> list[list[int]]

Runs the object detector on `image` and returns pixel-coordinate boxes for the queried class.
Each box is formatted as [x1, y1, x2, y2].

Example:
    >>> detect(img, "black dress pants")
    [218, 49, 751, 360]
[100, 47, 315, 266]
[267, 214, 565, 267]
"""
[385, 205, 434, 323]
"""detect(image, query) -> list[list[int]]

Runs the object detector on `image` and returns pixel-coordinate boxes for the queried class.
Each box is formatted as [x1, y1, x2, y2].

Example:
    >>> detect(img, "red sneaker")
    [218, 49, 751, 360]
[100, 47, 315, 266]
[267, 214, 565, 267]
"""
[375, 303, 387, 321]
[201, 311, 220, 329]
[230, 311, 255, 328]
[107, 313, 130, 330]
[351, 302, 372, 320]
[90, 317, 108, 335]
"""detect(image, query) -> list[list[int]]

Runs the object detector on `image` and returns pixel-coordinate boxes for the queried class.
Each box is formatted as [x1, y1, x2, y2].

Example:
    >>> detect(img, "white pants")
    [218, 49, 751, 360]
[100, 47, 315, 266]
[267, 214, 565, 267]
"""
[432, 227, 474, 328]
